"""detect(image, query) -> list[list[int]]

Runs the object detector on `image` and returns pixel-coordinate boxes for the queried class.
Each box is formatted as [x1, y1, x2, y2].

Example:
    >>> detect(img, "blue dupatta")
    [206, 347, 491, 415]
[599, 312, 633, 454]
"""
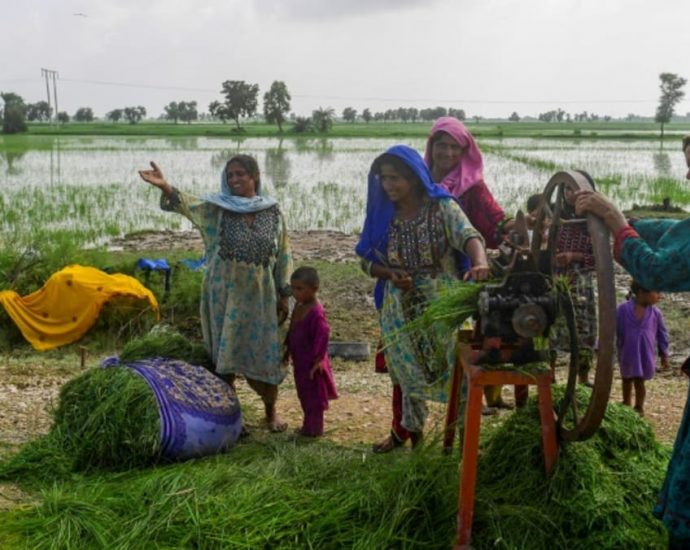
[355, 145, 453, 308]
[202, 169, 278, 214]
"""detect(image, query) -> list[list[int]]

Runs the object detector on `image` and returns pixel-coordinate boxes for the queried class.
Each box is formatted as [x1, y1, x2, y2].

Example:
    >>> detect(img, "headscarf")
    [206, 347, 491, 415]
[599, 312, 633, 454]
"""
[202, 163, 277, 214]
[355, 144, 452, 307]
[424, 117, 485, 198]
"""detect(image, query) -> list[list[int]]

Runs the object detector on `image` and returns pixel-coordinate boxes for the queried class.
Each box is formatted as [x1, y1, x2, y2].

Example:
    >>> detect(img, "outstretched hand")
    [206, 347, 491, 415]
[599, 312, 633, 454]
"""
[574, 190, 627, 233]
[138, 161, 172, 194]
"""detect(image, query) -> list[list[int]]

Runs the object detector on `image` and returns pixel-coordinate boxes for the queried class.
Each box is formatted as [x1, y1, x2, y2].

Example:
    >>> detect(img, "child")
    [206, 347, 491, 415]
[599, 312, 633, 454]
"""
[550, 173, 597, 387]
[285, 266, 338, 437]
[616, 280, 669, 416]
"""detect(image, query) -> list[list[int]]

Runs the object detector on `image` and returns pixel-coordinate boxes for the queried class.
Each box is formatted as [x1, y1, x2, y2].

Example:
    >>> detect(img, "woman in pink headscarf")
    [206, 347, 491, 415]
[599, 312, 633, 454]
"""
[373, 117, 513, 453]
[425, 117, 510, 248]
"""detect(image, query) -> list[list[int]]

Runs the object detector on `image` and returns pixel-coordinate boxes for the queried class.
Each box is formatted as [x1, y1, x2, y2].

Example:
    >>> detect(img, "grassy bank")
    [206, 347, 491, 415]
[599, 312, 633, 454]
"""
[17, 120, 690, 140]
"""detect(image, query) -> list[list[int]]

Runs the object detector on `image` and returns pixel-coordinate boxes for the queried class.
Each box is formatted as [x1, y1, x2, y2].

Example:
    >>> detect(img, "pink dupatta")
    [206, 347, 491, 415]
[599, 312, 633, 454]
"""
[424, 116, 485, 198]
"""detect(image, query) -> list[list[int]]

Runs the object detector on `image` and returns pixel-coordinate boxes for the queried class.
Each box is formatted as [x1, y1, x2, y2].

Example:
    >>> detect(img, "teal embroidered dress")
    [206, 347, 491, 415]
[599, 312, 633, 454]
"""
[612, 218, 690, 542]
[161, 189, 292, 385]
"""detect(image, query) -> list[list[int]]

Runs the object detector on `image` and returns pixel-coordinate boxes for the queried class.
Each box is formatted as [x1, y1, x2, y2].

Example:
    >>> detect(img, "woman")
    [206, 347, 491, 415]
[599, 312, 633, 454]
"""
[576, 135, 690, 548]
[373, 119, 513, 453]
[357, 144, 490, 448]
[138, 156, 293, 432]
[425, 117, 512, 249]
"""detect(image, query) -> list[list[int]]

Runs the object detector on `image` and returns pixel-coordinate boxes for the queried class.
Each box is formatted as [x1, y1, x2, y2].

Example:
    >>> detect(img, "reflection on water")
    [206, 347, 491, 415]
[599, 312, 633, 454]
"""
[0, 136, 688, 245]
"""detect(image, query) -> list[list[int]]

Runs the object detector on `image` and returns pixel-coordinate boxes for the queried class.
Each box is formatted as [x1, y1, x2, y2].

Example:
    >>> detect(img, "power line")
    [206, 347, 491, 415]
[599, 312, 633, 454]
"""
[57, 77, 668, 105]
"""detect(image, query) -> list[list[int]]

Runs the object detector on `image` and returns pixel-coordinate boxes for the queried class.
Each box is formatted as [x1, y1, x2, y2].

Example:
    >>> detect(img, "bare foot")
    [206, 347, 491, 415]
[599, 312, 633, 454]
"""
[267, 415, 288, 433]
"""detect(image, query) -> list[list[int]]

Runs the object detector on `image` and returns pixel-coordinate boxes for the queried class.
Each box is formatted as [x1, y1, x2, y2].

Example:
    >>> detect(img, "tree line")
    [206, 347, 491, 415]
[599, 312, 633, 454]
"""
[0, 73, 686, 135]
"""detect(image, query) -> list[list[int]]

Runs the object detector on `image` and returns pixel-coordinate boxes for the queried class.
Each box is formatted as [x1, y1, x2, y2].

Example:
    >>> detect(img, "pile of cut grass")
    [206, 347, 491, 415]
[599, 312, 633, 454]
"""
[0, 441, 458, 548]
[0, 387, 670, 548]
[119, 325, 212, 368]
[0, 367, 161, 481]
[472, 387, 670, 549]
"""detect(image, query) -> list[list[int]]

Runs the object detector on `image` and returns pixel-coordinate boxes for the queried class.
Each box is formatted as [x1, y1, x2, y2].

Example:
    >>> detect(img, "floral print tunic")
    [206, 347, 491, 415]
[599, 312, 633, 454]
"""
[161, 189, 292, 384]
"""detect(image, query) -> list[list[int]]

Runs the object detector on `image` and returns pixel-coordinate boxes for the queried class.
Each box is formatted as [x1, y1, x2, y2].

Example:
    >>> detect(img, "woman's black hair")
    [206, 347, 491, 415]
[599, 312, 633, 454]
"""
[291, 266, 320, 288]
[226, 155, 261, 190]
[372, 153, 423, 192]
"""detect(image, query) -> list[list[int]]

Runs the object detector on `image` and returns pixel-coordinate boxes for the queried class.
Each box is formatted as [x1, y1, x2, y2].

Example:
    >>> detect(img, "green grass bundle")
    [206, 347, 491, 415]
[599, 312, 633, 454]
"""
[472, 386, 670, 549]
[403, 280, 482, 335]
[0, 441, 459, 549]
[120, 326, 212, 369]
[0, 367, 161, 481]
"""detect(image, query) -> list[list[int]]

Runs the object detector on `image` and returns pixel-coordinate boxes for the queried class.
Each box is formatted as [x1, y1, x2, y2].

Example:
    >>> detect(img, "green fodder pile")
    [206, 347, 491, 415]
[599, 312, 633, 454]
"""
[0, 442, 458, 549]
[119, 326, 212, 368]
[0, 387, 671, 548]
[0, 367, 161, 481]
[472, 387, 671, 549]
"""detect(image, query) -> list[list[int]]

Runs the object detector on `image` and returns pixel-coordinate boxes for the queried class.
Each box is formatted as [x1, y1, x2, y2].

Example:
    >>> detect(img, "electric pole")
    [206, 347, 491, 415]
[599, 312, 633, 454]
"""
[41, 68, 59, 124]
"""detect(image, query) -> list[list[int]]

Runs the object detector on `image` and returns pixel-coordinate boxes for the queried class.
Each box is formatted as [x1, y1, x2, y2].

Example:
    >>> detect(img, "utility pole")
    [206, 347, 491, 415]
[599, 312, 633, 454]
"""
[41, 68, 59, 124]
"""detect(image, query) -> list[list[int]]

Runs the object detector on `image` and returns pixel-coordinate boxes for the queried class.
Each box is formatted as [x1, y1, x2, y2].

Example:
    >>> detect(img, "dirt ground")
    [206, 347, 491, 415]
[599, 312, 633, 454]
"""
[1, 229, 690, 508]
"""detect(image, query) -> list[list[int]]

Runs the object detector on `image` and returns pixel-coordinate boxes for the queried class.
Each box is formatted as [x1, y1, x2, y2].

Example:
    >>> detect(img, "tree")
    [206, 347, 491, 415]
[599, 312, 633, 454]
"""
[123, 106, 146, 124]
[655, 72, 687, 138]
[291, 116, 313, 133]
[1, 92, 27, 134]
[312, 106, 335, 133]
[361, 108, 372, 123]
[57, 111, 70, 124]
[166, 101, 197, 124]
[263, 81, 291, 132]
[106, 109, 123, 122]
[178, 101, 198, 124]
[448, 108, 466, 121]
[342, 107, 357, 123]
[509, 111, 520, 122]
[26, 101, 52, 122]
[74, 107, 94, 122]
[164, 101, 180, 123]
[220, 80, 259, 130]
[208, 100, 230, 123]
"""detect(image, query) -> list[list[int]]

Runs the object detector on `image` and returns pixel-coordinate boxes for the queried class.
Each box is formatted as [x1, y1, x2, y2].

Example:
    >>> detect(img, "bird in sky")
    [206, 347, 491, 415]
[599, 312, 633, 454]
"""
[73, 13, 88, 17]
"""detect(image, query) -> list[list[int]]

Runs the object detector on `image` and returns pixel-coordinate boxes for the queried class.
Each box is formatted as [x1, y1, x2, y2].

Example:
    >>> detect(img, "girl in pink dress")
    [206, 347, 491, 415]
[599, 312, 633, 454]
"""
[285, 267, 338, 437]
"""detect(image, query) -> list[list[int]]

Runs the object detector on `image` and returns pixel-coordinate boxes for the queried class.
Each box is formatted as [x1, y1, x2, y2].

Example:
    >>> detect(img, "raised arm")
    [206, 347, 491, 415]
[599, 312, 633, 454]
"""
[440, 198, 490, 281]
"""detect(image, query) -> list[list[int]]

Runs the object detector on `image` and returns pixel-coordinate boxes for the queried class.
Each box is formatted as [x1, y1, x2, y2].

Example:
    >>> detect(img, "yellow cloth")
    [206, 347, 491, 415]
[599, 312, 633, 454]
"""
[0, 265, 159, 351]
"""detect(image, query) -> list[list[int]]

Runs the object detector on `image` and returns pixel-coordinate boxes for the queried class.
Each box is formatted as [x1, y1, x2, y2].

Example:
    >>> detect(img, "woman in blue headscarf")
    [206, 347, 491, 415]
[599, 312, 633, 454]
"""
[356, 145, 490, 447]
[139, 156, 292, 432]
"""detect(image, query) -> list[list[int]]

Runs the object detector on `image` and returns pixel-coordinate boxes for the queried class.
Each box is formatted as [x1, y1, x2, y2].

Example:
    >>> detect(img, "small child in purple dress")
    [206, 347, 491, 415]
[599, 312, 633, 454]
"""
[285, 267, 338, 437]
[616, 280, 670, 416]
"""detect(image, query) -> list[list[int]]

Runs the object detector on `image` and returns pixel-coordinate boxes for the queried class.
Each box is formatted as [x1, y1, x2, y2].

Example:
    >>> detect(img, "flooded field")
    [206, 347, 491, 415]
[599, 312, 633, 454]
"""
[0, 135, 688, 247]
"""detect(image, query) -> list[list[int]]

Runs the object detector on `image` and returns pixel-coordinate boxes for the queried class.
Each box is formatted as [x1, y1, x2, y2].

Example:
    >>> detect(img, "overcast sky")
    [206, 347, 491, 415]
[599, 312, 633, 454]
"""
[2, 0, 689, 119]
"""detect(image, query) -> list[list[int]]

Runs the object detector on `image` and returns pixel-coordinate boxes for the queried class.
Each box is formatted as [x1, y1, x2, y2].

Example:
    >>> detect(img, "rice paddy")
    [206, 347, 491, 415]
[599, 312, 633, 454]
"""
[0, 135, 688, 250]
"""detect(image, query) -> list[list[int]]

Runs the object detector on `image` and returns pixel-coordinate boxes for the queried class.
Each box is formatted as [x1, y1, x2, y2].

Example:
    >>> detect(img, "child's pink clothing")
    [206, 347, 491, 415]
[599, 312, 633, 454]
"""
[287, 302, 338, 436]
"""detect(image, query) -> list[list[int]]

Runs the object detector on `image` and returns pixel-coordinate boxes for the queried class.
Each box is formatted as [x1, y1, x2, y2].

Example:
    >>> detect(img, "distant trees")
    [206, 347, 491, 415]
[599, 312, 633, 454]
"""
[509, 112, 520, 122]
[291, 116, 314, 133]
[342, 107, 357, 123]
[57, 111, 70, 124]
[312, 106, 335, 133]
[219, 80, 259, 130]
[655, 72, 687, 138]
[208, 100, 230, 123]
[361, 108, 372, 123]
[164, 101, 198, 124]
[123, 106, 147, 124]
[26, 101, 52, 122]
[74, 107, 94, 122]
[1, 92, 27, 134]
[448, 108, 466, 121]
[263, 81, 291, 132]
[106, 109, 123, 122]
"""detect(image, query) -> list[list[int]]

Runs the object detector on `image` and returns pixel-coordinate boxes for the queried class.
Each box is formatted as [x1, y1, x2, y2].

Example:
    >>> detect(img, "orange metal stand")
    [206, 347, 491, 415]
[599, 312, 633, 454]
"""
[445, 344, 558, 549]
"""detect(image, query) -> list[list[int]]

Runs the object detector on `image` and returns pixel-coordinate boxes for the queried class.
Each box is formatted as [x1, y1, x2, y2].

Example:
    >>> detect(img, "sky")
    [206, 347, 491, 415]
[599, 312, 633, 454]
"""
[2, 0, 689, 120]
